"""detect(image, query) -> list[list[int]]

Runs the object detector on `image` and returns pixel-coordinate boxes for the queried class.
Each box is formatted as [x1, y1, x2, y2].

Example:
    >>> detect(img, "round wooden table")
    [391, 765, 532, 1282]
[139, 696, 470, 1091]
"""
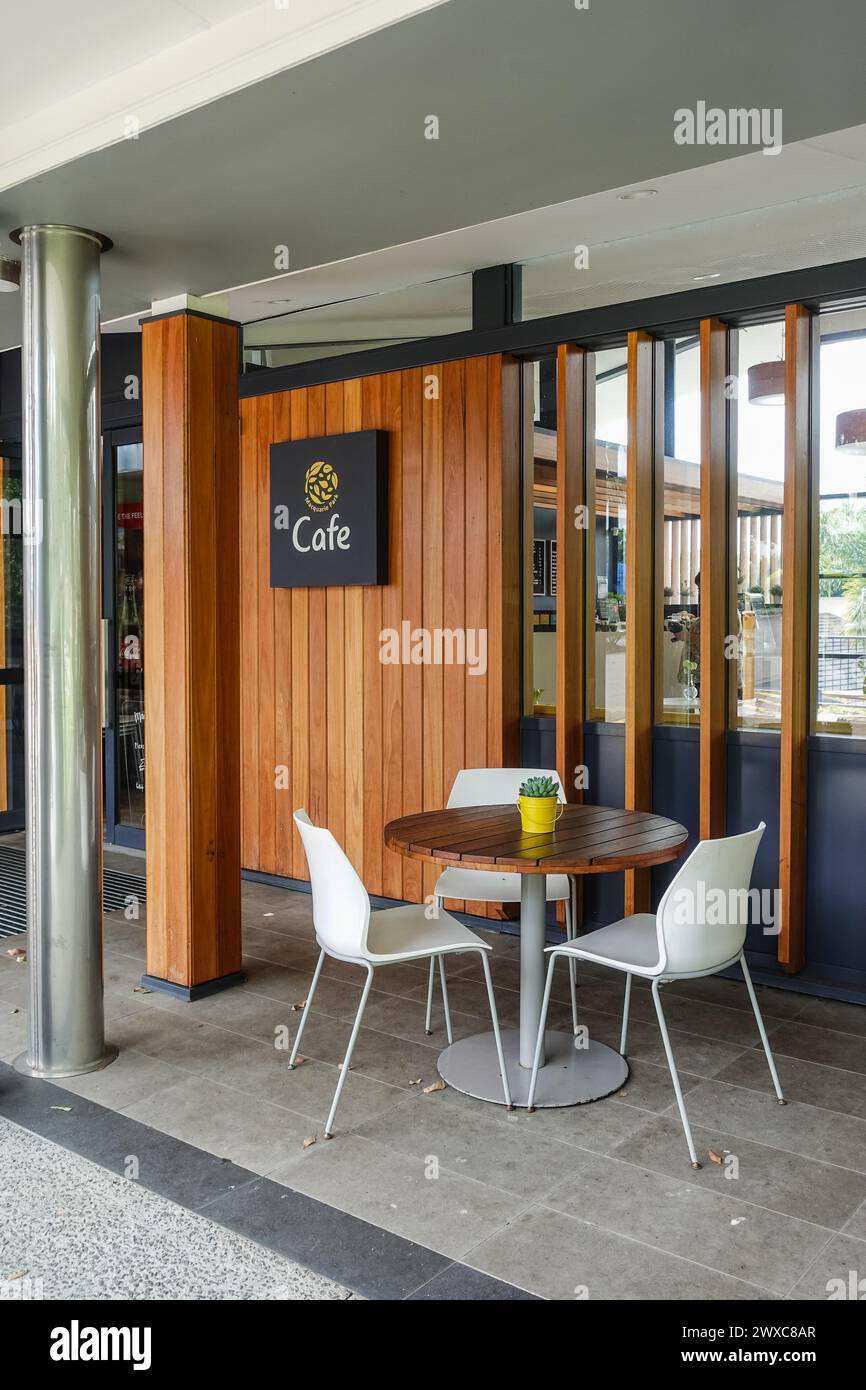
[384, 803, 689, 1108]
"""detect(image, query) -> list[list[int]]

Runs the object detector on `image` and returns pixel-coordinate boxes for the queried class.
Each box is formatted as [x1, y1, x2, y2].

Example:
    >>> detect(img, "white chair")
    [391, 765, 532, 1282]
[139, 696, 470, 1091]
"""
[289, 810, 512, 1135]
[426, 768, 579, 1040]
[526, 823, 785, 1167]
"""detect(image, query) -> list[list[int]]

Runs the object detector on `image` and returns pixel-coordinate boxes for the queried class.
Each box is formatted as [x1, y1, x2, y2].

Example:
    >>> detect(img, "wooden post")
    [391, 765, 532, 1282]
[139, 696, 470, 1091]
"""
[625, 330, 655, 913]
[699, 317, 728, 840]
[778, 302, 812, 974]
[556, 344, 586, 803]
[142, 311, 242, 997]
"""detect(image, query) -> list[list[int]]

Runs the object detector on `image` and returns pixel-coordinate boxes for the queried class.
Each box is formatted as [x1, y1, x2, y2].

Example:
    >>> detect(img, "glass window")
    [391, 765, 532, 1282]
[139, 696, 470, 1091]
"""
[658, 336, 701, 725]
[115, 442, 145, 829]
[815, 309, 866, 736]
[587, 346, 628, 722]
[528, 357, 557, 713]
[242, 272, 472, 370]
[732, 322, 786, 730]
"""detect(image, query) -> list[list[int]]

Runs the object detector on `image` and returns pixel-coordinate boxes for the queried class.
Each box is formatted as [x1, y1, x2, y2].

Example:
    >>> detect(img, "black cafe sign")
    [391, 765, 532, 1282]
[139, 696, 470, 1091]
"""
[269, 430, 389, 588]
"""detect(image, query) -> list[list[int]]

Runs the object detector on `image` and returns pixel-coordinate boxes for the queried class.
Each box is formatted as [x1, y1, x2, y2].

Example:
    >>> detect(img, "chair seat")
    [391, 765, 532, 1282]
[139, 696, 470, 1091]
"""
[363, 903, 488, 965]
[558, 913, 662, 975]
[434, 866, 571, 904]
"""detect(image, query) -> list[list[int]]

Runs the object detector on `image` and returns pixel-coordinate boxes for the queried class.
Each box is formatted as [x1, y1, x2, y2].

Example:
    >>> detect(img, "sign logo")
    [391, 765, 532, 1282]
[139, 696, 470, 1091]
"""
[270, 430, 388, 589]
[304, 460, 339, 512]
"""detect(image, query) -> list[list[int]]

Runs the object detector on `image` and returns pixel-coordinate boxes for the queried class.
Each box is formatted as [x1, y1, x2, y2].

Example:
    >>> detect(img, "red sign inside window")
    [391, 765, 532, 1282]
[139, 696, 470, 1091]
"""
[117, 502, 143, 529]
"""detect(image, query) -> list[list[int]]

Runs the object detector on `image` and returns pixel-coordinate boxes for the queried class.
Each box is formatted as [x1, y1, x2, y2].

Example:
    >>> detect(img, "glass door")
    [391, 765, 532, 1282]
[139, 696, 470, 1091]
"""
[103, 429, 145, 848]
[0, 446, 24, 831]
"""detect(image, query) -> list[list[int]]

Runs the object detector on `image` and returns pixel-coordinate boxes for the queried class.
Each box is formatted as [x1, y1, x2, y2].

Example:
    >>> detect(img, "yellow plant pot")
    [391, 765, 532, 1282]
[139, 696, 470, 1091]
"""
[517, 795, 562, 835]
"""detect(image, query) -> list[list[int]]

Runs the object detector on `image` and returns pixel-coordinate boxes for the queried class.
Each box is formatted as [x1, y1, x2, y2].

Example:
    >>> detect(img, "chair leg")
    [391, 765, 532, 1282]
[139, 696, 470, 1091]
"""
[565, 893, 578, 1035]
[424, 897, 444, 1036]
[324, 965, 374, 1139]
[651, 978, 701, 1168]
[288, 948, 325, 1069]
[620, 972, 632, 1056]
[526, 953, 558, 1112]
[740, 954, 785, 1103]
[438, 956, 453, 1046]
[425, 957, 435, 1036]
[478, 949, 512, 1109]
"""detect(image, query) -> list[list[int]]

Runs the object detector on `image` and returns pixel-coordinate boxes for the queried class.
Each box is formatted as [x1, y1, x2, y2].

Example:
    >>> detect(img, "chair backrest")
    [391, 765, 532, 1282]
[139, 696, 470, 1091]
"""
[293, 810, 370, 958]
[656, 824, 765, 975]
[446, 767, 567, 808]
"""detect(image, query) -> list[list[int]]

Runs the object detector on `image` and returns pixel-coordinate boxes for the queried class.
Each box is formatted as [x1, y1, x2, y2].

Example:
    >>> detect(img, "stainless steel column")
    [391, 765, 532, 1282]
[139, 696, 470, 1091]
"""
[519, 873, 548, 1068]
[13, 224, 116, 1078]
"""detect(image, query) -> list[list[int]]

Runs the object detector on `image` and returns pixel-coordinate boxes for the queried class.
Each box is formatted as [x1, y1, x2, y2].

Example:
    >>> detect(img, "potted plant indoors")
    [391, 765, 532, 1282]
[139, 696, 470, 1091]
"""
[517, 774, 563, 834]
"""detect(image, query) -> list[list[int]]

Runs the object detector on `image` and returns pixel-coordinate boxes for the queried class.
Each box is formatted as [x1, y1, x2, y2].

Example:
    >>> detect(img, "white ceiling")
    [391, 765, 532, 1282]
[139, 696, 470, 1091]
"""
[0, 0, 451, 189]
[4, 0, 263, 123]
[207, 125, 866, 347]
[4, 0, 866, 356]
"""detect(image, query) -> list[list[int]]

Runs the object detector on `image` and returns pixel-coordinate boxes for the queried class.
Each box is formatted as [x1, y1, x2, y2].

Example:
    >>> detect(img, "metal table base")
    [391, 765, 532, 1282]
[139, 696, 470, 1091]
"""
[439, 871, 628, 1107]
[438, 1027, 629, 1108]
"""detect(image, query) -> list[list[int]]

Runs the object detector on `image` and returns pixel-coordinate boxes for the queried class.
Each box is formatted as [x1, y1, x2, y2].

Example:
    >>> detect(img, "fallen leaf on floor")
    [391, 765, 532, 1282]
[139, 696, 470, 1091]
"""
[707, 1149, 724, 1165]
[337, 1062, 353, 1072]
[10, 1008, 19, 1015]
[422, 1080, 446, 1094]
[291, 1000, 307, 1012]
[133, 986, 152, 994]
[409, 1077, 422, 1086]
[303, 1135, 317, 1149]
[730, 1217, 747, 1226]
[293, 1055, 307, 1067]
[50, 1106, 72, 1113]
[6, 947, 25, 959]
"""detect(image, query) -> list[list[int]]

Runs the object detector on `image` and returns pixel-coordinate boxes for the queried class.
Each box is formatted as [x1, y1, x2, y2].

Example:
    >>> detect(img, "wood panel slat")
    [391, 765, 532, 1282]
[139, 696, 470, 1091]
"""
[381, 370, 404, 899]
[399, 369, 424, 903]
[699, 318, 729, 841]
[362, 374, 385, 896]
[625, 330, 655, 914]
[290, 389, 311, 876]
[779, 303, 812, 974]
[307, 386, 328, 831]
[272, 391, 293, 876]
[421, 363, 444, 904]
[342, 379, 365, 879]
[325, 382, 346, 852]
[256, 393, 276, 876]
[556, 343, 586, 805]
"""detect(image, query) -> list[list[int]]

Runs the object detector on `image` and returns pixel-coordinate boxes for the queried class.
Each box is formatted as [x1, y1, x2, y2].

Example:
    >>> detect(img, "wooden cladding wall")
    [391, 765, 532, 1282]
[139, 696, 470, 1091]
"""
[238, 357, 521, 907]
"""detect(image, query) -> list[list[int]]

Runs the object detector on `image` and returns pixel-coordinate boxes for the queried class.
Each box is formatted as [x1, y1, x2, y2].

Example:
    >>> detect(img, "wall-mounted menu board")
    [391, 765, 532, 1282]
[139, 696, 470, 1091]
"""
[533, 539, 547, 596]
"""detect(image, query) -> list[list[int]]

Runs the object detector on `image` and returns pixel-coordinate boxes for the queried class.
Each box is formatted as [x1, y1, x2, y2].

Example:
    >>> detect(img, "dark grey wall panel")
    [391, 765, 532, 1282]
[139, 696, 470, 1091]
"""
[726, 732, 780, 961]
[582, 723, 625, 927]
[806, 737, 866, 985]
[520, 716, 556, 771]
[651, 726, 699, 909]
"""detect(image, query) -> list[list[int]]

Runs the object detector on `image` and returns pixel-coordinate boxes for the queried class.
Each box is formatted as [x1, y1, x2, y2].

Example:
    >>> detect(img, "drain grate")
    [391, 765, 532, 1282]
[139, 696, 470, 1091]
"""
[0, 844, 146, 939]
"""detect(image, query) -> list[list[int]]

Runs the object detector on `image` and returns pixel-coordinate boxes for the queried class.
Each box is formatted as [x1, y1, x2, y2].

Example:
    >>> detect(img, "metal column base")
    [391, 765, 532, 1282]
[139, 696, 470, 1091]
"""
[438, 1029, 629, 1108]
[12, 1044, 118, 1080]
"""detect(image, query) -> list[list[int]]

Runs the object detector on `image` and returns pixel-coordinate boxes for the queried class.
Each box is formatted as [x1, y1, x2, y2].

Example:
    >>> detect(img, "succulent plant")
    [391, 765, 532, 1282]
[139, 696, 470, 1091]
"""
[518, 775, 559, 799]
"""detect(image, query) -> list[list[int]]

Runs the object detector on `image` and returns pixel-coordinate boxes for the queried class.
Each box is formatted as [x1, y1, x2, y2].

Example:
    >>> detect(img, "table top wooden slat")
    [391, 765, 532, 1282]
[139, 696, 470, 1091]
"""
[385, 803, 689, 875]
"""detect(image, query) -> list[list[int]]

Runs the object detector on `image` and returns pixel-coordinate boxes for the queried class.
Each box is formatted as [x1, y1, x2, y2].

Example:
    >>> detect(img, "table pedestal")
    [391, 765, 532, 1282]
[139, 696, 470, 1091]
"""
[437, 871, 628, 1108]
[437, 1029, 629, 1107]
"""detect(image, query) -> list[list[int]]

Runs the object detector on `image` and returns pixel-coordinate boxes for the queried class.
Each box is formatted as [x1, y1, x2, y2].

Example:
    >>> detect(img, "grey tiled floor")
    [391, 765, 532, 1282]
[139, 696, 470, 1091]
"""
[3, 876, 866, 1301]
[0, 1116, 351, 1300]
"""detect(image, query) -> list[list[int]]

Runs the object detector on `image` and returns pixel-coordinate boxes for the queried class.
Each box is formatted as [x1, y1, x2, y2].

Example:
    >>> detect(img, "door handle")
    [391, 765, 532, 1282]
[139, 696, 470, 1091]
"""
[101, 617, 112, 729]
